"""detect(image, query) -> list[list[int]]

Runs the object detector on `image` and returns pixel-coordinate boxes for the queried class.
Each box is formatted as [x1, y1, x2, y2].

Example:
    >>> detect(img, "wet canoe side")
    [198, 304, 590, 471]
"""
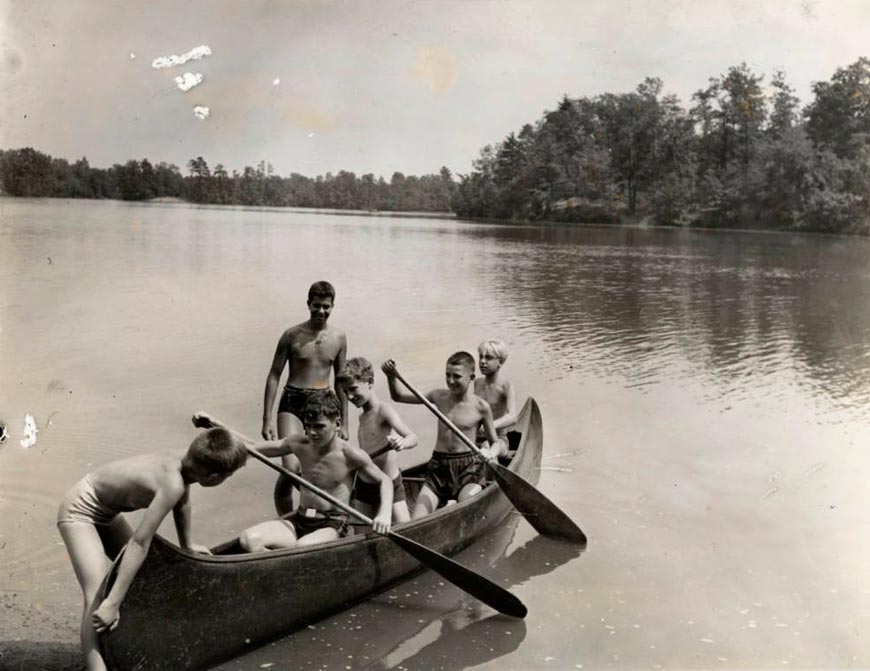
[100, 398, 543, 671]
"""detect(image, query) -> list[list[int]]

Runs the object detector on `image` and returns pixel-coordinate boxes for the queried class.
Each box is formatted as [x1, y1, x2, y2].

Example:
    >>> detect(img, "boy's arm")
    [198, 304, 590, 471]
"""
[381, 359, 424, 404]
[478, 401, 502, 457]
[192, 412, 308, 459]
[346, 445, 393, 534]
[262, 331, 290, 440]
[381, 404, 418, 451]
[92, 482, 181, 633]
[333, 333, 349, 440]
[492, 380, 518, 431]
[171, 487, 211, 555]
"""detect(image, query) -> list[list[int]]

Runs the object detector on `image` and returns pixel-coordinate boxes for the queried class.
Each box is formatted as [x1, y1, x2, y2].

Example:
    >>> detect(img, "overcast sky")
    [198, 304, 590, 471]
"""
[1, 0, 869, 178]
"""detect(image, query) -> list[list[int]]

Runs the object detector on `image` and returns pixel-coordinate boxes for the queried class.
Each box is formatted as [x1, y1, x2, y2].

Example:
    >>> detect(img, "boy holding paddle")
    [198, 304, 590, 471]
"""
[195, 390, 393, 551]
[382, 353, 504, 519]
[56, 425, 248, 671]
[337, 357, 418, 524]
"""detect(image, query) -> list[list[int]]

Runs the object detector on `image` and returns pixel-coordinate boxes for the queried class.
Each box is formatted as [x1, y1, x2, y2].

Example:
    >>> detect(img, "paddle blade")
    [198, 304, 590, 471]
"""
[388, 532, 527, 619]
[488, 461, 588, 545]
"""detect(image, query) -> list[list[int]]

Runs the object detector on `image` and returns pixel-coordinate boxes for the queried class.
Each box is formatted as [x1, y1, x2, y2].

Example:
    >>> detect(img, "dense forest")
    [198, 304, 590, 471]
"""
[4, 58, 870, 233]
[452, 58, 870, 234]
[0, 150, 456, 213]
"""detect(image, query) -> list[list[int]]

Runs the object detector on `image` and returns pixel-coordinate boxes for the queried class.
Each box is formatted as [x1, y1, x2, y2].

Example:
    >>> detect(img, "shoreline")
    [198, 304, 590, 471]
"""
[3, 194, 867, 236]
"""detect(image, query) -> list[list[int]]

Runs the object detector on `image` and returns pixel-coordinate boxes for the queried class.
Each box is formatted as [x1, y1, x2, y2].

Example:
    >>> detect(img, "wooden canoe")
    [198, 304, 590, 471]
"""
[99, 398, 543, 671]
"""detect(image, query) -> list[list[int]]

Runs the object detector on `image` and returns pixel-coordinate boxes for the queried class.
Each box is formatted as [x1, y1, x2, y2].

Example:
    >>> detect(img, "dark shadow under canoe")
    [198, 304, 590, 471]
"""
[99, 398, 543, 671]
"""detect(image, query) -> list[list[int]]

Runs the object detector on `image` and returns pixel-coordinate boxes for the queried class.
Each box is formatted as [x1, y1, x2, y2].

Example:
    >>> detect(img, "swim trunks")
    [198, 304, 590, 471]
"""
[57, 474, 119, 526]
[423, 451, 486, 505]
[278, 385, 321, 420]
[353, 473, 407, 507]
[282, 508, 348, 539]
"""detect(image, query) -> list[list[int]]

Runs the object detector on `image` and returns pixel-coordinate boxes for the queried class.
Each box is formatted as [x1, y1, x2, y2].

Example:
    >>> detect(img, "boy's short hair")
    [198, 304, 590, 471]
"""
[308, 281, 336, 303]
[188, 428, 247, 474]
[337, 357, 374, 386]
[478, 339, 509, 363]
[446, 351, 476, 372]
[301, 389, 342, 423]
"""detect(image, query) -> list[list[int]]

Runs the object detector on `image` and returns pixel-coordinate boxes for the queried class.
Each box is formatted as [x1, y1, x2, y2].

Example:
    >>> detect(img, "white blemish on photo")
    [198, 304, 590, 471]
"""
[129, 52, 136, 60]
[151, 45, 211, 69]
[193, 106, 210, 120]
[174, 73, 203, 92]
[20, 413, 38, 448]
[273, 78, 280, 86]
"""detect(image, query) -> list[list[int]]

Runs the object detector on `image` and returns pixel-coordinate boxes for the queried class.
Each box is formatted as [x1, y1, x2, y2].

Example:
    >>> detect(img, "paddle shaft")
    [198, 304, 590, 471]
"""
[369, 443, 396, 461]
[390, 370, 491, 458]
[245, 447, 377, 527]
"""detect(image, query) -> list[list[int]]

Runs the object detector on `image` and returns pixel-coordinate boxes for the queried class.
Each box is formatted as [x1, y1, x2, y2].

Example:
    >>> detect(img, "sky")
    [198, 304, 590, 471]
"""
[1, 0, 869, 179]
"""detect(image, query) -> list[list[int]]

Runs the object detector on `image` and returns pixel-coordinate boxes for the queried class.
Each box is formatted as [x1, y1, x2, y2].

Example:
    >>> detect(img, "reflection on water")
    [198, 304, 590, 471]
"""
[211, 514, 582, 671]
[373, 611, 527, 671]
[464, 224, 870, 414]
[1, 199, 869, 669]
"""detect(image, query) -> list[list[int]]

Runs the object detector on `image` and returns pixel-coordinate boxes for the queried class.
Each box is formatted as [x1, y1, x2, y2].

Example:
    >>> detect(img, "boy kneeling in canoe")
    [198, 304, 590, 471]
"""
[198, 390, 393, 550]
[57, 424, 248, 671]
[337, 357, 418, 525]
[382, 353, 504, 519]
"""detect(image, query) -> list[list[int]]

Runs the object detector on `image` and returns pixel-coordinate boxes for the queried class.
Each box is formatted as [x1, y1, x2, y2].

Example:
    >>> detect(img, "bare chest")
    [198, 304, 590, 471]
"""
[442, 401, 482, 432]
[475, 381, 503, 406]
[291, 331, 341, 366]
[299, 450, 351, 489]
[357, 413, 390, 452]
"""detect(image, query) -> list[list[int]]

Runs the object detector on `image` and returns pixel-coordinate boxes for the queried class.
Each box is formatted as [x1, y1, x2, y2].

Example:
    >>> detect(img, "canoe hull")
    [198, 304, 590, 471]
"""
[101, 398, 543, 671]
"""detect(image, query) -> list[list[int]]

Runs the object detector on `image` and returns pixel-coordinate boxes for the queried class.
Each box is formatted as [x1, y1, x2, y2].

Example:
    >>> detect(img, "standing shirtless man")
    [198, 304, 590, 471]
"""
[262, 281, 348, 515]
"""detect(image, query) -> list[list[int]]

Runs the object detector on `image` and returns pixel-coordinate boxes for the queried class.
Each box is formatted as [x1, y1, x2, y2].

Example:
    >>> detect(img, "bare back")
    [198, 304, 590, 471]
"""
[89, 453, 185, 514]
[281, 323, 346, 389]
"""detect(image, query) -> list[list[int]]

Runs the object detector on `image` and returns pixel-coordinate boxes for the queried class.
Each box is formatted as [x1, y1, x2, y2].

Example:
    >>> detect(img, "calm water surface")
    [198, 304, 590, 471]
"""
[1, 199, 869, 670]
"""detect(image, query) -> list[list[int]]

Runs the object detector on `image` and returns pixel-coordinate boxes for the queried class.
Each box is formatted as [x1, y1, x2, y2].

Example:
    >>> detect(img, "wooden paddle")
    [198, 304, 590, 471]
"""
[242, 446, 527, 618]
[388, 369, 588, 545]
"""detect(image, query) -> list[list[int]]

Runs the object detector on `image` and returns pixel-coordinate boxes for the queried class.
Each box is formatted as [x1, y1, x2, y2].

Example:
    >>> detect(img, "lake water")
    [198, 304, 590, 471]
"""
[1, 198, 869, 670]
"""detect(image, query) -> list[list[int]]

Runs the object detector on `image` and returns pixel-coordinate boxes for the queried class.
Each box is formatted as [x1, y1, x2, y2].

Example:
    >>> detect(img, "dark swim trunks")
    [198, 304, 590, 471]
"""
[282, 508, 348, 539]
[424, 451, 486, 505]
[278, 385, 320, 419]
[354, 473, 407, 507]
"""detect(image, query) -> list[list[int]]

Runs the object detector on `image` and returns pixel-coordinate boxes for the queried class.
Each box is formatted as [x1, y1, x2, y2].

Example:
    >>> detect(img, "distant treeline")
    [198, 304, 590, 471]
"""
[452, 58, 870, 234]
[0, 150, 456, 213]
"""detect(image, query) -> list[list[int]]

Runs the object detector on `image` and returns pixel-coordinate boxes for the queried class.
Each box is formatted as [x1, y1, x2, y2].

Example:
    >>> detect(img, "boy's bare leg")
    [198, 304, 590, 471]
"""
[392, 501, 411, 525]
[239, 520, 298, 552]
[411, 486, 439, 519]
[297, 527, 339, 547]
[97, 516, 133, 560]
[58, 523, 111, 671]
[273, 412, 303, 516]
[457, 483, 483, 501]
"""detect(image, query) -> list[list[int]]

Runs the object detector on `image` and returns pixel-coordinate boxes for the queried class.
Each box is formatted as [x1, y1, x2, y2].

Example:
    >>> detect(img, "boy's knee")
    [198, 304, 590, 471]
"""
[239, 528, 265, 553]
[458, 484, 481, 501]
